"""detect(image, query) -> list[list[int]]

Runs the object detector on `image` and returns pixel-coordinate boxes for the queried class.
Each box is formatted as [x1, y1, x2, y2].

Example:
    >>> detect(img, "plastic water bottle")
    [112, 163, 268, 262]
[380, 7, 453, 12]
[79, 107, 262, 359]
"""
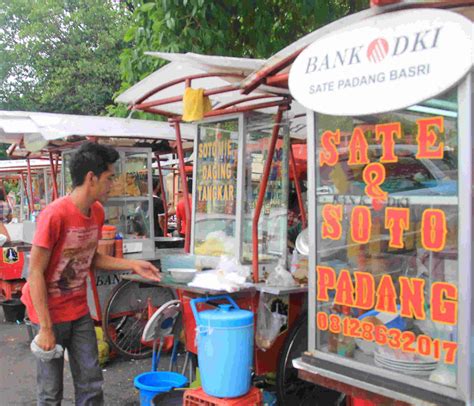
[114, 233, 123, 258]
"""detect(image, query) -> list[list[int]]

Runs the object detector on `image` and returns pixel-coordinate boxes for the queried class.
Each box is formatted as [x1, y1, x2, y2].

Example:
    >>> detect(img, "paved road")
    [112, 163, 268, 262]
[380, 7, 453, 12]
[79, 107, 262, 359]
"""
[0, 318, 177, 405]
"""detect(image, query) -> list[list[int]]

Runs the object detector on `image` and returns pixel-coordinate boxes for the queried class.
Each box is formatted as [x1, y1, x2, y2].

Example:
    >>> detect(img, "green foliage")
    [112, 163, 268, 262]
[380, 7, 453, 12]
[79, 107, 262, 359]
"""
[114, 0, 369, 106]
[0, 0, 132, 115]
[0, 144, 8, 160]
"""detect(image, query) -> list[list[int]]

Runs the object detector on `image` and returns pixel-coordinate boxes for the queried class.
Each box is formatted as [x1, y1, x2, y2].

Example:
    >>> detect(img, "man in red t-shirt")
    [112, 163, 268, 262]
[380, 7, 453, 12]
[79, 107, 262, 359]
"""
[176, 179, 192, 238]
[22, 142, 160, 405]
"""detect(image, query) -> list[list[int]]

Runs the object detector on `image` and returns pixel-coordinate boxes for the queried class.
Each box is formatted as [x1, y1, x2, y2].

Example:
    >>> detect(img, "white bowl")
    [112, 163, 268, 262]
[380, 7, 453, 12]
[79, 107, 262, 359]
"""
[168, 268, 196, 284]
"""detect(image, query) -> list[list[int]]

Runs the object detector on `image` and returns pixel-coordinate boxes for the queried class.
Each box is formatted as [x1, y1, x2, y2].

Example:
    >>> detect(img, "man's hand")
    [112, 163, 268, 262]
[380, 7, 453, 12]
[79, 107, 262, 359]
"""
[131, 260, 161, 282]
[36, 327, 56, 351]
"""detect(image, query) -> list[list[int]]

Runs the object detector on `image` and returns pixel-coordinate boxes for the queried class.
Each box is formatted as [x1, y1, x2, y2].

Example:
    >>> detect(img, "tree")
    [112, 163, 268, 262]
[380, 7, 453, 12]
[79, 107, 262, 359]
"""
[114, 0, 369, 104]
[0, 144, 8, 159]
[0, 0, 132, 115]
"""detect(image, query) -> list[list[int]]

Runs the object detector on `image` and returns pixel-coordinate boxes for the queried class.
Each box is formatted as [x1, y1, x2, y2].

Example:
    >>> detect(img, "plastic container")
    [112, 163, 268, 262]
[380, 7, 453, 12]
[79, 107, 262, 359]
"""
[183, 387, 262, 406]
[114, 234, 123, 258]
[1, 298, 26, 322]
[168, 268, 196, 284]
[102, 225, 117, 240]
[134, 371, 187, 406]
[191, 295, 254, 398]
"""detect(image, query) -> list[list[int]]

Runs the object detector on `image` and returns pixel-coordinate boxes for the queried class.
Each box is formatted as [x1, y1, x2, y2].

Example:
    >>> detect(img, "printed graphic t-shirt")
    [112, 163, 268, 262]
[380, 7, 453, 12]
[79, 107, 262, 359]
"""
[22, 196, 104, 324]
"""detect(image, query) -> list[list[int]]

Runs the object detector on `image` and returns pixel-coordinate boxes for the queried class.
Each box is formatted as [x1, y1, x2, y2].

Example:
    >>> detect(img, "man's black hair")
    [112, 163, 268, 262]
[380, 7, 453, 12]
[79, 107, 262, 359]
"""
[0, 189, 5, 201]
[152, 177, 160, 191]
[69, 142, 119, 188]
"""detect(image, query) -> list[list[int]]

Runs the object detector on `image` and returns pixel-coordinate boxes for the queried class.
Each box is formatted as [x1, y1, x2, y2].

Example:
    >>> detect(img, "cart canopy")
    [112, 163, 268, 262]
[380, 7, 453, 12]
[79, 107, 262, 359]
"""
[0, 110, 196, 156]
[115, 52, 290, 117]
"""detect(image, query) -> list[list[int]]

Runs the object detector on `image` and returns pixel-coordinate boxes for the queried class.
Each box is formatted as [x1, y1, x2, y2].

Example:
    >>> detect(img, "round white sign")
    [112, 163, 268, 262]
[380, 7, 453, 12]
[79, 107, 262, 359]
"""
[289, 9, 473, 116]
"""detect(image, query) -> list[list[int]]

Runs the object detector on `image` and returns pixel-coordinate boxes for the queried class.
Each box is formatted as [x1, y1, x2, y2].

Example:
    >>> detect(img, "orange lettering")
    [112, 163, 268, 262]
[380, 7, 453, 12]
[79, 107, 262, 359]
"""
[385, 208, 410, 249]
[348, 127, 369, 165]
[350, 206, 371, 244]
[431, 282, 458, 325]
[421, 209, 447, 252]
[321, 204, 343, 241]
[375, 275, 397, 314]
[362, 163, 387, 201]
[334, 269, 355, 306]
[416, 117, 444, 159]
[399, 277, 426, 320]
[317, 266, 336, 302]
[375, 122, 401, 163]
[354, 271, 375, 310]
[319, 130, 340, 167]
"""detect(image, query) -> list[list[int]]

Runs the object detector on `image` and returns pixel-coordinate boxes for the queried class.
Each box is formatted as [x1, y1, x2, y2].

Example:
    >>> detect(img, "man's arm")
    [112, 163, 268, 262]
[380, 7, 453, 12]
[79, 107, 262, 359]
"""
[0, 223, 10, 241]
[92, 252, 161, 282]
[28, 245, 55, 350]
[158, 215, 166, 235]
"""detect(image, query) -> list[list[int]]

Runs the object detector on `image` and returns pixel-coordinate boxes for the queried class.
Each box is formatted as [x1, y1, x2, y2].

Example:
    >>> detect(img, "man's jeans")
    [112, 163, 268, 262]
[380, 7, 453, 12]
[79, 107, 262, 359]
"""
[32, 314, 104, 406]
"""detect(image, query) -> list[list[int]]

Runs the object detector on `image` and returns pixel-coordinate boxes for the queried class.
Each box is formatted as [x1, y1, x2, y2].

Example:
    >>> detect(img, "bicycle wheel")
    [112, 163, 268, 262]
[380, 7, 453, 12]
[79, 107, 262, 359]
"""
[102, 280, 175, 359]
[276, 314, 343, 405]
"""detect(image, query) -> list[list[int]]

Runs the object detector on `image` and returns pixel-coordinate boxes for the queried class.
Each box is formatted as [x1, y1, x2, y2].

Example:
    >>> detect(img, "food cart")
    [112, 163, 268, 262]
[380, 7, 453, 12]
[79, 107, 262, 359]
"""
[116, 52, 312, 402]
[0, 158, 60, 301]
[1, 110, 197, 357]
[0, 159, 59, 222]
[255, 1, 473, 405]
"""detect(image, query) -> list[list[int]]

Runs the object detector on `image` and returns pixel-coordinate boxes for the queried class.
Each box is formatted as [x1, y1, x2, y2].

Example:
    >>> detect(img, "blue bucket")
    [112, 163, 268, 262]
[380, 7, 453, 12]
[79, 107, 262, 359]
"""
[134, 371, 187, 406]
[191, 295, 254, 398]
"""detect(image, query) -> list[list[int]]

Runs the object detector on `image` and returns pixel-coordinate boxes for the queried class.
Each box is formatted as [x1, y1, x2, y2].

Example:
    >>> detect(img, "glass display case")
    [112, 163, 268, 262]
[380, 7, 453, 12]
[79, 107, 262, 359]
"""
[62, 147, 155, 241]
[193, 118, 239, 257]
[242, 113, 289, 264]
[306, 83, 469, 403]
[192, 113, 290, 270]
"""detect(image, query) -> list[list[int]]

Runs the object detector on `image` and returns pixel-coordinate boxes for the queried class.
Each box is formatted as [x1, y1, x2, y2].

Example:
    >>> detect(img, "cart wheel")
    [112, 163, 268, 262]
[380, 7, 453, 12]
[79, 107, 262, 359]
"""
[277, 314, 343, 406]
[102, 280, 175, 359]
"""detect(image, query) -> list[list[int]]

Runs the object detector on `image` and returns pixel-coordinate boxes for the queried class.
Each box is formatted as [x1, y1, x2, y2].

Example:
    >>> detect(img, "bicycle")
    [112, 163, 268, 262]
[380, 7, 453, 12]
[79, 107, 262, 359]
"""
[101, 278, 175, 359]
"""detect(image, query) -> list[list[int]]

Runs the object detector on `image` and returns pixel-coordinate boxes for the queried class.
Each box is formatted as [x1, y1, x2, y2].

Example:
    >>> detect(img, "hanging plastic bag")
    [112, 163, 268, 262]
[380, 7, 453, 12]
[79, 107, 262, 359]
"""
[265, 260, 297, 287]
[256, 293, 288, 350]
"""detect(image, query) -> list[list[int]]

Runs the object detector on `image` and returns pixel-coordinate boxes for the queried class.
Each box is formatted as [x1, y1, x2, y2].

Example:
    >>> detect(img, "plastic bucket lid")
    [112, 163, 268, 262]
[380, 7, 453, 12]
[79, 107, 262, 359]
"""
[199, 304, 254, 328]
[102, 225, 116, 239]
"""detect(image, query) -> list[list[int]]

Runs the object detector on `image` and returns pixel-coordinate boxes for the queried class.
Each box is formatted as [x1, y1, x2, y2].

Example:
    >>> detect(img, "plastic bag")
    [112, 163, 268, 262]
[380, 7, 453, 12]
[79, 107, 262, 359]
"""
[188, 256, 252, 292]
[265, 260, 297, 287]
[216, 255, 251, 280]
[256, 293, 288, 350]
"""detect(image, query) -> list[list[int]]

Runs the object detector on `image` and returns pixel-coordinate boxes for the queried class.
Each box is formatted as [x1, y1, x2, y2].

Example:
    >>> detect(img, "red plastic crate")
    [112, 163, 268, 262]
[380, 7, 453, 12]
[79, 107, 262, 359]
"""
[183, 387, 262, 406]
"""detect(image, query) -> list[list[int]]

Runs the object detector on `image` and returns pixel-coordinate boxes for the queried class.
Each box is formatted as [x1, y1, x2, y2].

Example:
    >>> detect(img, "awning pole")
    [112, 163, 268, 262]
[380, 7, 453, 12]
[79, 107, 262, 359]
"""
[171, 121, 191, 253]
[26, 157, 35, 214]
[155, 153, 169, 236]
[289, 145, 307, 229]
[21, 173, 32, 215]
[49, 152, 59, 201]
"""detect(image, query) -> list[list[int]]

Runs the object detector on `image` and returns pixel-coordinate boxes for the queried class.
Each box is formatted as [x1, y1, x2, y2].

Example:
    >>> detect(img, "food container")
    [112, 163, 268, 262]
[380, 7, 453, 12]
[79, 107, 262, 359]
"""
[102, 225, 117, 240]
[168, 268, 197, 284]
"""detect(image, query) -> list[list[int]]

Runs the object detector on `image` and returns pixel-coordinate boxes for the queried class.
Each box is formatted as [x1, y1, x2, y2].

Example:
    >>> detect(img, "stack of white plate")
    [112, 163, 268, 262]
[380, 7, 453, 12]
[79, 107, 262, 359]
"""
[374, 349, 438, 376]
